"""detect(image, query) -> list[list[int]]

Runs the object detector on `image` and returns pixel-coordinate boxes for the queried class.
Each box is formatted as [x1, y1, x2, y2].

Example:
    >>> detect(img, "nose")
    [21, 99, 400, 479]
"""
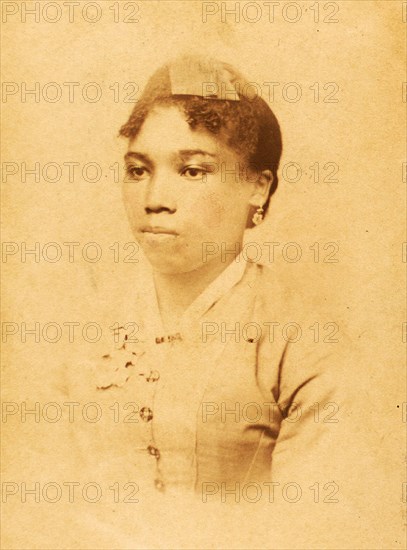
[144, 169, 177, 215]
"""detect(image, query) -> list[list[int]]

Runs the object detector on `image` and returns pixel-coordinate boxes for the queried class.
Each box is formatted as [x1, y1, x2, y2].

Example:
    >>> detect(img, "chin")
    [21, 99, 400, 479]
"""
[144, 254, 204, 275]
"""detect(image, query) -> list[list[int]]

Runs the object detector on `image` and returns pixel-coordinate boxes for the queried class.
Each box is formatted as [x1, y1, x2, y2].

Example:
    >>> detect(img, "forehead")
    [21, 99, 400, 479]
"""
[127, 105, 230, 159]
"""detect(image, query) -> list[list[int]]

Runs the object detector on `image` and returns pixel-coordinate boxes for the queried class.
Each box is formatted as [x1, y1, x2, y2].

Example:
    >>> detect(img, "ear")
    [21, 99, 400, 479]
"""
[248, 169, 273, 207]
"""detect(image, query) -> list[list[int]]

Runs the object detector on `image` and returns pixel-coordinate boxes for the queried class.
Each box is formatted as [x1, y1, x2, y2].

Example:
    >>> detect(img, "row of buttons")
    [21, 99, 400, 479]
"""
[139, 370, 159, 422]
[142, 370, 163, 490]
[148, 446, 165, 491]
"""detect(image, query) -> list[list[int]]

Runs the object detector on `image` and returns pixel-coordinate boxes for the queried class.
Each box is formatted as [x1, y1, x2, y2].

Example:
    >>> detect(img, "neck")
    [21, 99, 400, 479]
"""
[152, 253, 239, 330]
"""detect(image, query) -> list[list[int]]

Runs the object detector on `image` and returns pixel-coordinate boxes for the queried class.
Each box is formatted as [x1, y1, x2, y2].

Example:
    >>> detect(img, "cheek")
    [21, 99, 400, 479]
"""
[189, 185, 249, 235]
[122, 186, 143, 221]
[188, 179, 239, 232]
[197, 192, 228, 230]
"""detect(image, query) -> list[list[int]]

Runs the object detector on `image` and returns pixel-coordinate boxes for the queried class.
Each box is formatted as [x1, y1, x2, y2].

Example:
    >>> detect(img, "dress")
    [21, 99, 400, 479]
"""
[61, 255, 348, 499]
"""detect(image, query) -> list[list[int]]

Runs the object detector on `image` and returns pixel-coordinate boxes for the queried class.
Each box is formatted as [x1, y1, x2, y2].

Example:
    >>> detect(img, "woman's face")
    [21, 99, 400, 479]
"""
[122, 105, 259, 274]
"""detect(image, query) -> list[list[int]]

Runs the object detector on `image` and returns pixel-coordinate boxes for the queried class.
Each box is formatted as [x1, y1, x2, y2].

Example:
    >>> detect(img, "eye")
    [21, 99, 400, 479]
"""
[181, 166, 208, 180]
[125, 164, 150, 181]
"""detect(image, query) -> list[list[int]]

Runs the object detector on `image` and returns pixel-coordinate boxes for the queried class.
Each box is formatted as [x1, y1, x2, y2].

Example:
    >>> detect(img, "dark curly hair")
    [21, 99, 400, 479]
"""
[119, 57, 282, 215]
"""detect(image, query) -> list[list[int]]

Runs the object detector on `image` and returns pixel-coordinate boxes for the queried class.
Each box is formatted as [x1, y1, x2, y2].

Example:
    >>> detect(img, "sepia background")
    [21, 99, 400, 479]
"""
[1, 1, 406, 548]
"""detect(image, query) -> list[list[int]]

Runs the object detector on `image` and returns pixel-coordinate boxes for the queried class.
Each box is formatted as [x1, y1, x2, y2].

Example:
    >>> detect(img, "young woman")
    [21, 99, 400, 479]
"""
[67, 55, 344, 501]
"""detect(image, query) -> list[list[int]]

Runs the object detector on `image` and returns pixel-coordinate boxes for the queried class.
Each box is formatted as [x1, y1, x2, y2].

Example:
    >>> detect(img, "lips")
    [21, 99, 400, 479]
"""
[141, 225, 178, 236]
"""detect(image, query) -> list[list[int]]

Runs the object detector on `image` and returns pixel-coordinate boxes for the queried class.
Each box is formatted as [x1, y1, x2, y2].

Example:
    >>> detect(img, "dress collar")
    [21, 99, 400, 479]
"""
[138, 252, 250, 338]
[182, 252, 248, 323]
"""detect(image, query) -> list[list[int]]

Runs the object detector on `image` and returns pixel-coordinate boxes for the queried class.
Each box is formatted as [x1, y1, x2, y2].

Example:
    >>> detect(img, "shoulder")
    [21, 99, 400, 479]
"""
[253, 259, 354, 399]
[250, 260, 300, 322]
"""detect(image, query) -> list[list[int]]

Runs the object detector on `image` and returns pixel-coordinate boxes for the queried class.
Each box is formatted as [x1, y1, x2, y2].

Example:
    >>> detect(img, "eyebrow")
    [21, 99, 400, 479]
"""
[124, 149, 219, 164]
[177, 149, 219, 160]
[124, 152, 152, 165]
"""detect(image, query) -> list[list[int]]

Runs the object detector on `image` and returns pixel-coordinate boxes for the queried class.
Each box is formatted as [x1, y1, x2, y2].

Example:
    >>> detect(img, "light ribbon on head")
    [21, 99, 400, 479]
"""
[168, 57, 241, 101]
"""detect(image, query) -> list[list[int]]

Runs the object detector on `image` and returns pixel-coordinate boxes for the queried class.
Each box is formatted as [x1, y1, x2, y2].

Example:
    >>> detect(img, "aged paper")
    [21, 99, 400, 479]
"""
[1, 1, 406, 548]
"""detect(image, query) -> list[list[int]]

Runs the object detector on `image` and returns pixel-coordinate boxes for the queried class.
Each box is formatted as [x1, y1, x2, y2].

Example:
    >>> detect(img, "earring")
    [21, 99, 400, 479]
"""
[252, 205, 264, 225]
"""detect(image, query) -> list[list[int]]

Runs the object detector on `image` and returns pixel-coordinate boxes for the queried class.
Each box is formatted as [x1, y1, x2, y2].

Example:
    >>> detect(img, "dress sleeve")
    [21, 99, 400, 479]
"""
[269, 327, 355, 488]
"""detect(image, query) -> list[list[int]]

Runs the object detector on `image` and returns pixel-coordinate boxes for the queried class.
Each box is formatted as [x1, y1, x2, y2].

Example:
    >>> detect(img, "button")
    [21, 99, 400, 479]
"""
[145, 370, 160, 382]
[154, 478, 165, 492]
[140, 407, 153, 422]
[147, 445, 160, 459]
[155, 332, 182, 344]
